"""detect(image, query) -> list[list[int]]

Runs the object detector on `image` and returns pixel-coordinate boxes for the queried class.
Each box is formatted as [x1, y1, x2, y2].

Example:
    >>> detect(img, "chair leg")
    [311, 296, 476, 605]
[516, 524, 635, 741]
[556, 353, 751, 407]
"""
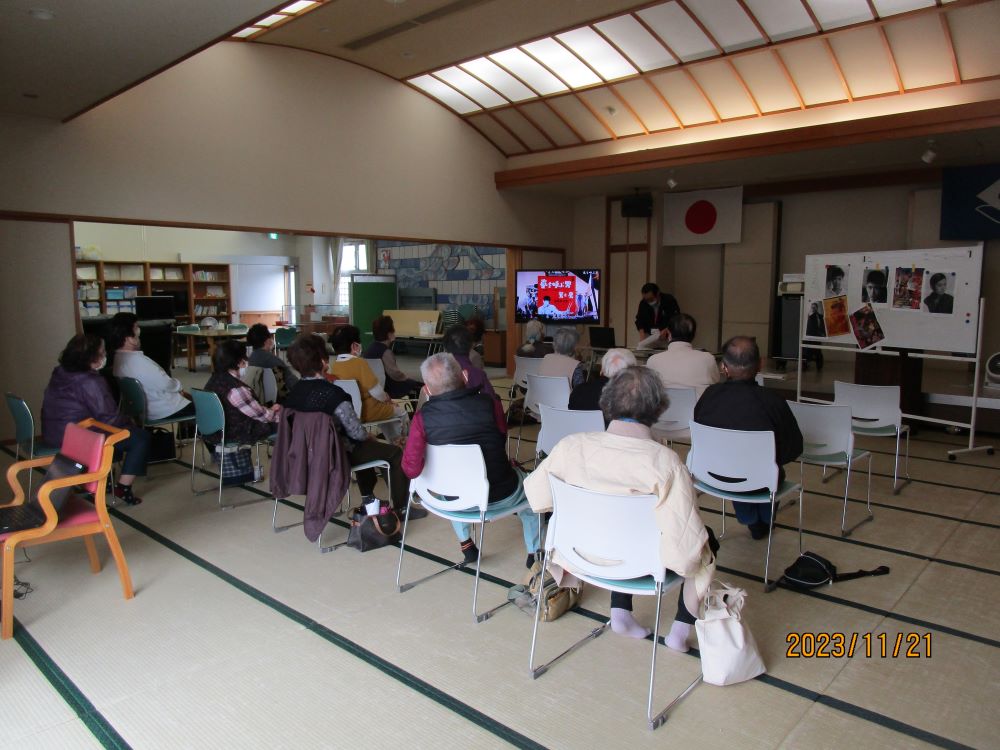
[2, 543, 15, 639]
[272, 496, 304, 533]
[396, 495, 463, 593]
[514, 405, 527, 464]
[797, 484, 804, 555]
[763, 495, 777, 592]
[83, 535, 101, 573]
[718, 499, 727, 539]
[102, 525, 135, 600]
[841, 458, 874, 537]
[471, 520, 514, 624]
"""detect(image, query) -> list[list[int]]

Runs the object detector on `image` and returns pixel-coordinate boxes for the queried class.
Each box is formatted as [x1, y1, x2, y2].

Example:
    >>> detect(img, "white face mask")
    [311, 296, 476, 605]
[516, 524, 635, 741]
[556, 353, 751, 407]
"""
[95, 356, 107, 371]
[238, 366, 247, 379]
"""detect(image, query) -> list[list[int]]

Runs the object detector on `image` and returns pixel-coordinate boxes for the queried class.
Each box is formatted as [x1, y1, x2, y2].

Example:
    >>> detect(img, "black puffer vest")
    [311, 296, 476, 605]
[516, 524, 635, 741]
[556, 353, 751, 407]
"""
[421, 388, 516, 501]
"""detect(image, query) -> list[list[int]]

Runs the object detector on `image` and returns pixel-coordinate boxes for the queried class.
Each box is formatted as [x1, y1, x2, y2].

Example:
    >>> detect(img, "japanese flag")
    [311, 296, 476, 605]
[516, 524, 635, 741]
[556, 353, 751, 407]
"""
[663, 186, 743, 245]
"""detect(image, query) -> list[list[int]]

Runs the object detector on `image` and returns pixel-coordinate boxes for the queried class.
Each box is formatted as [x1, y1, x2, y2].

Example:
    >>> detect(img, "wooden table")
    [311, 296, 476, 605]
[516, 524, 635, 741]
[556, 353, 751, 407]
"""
[392, 334, 445, 358]
[182, 328, 247, 371]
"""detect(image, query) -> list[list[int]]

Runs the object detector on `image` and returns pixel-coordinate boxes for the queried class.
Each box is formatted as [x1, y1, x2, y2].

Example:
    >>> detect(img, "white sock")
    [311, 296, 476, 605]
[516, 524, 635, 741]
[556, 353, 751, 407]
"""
[666, 620, 692, 652]
[610, 608, 651, 639]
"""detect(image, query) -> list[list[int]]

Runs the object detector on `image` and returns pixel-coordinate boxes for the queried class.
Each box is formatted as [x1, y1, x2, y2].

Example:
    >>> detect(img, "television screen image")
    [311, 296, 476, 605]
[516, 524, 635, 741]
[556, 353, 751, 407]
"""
[515, 269, 600, 324]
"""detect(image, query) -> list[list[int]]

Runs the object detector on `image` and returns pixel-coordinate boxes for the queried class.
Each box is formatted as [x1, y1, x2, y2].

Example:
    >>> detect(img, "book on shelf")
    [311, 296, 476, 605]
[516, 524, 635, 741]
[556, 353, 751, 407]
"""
[205, 285, 225, 297]
[164, 268, 184, 281]
[104, 266, 120, 280]
[121, 264, 144, 281]
[76, 265, 98, 281]
[149, 268, 164, 280]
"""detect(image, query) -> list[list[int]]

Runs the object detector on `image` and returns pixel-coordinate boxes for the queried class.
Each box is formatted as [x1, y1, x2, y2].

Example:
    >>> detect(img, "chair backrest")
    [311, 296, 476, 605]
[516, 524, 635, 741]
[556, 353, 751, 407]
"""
[512, 356, 544, 389]
[833, 381, 902, 430]
[241, 366, 266, 404]
[789, 401, 854, 460]
[190, 388, 226, 436]
[652, 387, 697, 434]
[537, 405, 604, 456]
[274, 327, 297, 347]
[227, 323, 249, 333]
[5, 393, 35, 449]
[176, 324, 200, 333]
[525, 374, 570, 416]
[547, 475, 665, 583]
[334, 379, 363, 418]
[61, 422, 108, 494]
[410, 444, 489, 514]
[687, 421, 778, 493]
[262, 367, 278, 404]
[117, 376, 148, 426]
[364, 358, 387, 388]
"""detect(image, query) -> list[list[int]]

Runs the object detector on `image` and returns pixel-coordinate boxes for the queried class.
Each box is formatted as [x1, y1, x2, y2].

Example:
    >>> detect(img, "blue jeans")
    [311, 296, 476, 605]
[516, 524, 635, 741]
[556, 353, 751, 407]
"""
[449, 469, 540, 554]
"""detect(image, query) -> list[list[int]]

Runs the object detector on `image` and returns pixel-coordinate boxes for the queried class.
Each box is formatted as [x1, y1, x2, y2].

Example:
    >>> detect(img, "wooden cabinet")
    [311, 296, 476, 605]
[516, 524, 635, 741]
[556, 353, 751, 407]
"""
[482, 330, 507, 367]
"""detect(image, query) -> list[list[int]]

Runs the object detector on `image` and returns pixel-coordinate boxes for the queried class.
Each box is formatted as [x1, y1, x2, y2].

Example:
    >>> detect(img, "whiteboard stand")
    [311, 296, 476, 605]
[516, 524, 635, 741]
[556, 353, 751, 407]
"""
[944, 298, 994, 461]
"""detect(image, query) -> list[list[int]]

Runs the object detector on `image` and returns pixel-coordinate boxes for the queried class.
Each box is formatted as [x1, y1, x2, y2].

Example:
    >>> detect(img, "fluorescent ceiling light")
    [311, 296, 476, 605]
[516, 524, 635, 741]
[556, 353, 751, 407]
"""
[232, 27, 260, 38]
[280, 1, 318, 13]
[255, 14, 287, 27]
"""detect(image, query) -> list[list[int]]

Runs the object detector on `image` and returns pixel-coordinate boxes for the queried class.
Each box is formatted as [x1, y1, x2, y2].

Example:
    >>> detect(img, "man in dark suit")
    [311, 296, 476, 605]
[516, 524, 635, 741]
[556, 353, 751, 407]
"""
[635, 282, 680, 347]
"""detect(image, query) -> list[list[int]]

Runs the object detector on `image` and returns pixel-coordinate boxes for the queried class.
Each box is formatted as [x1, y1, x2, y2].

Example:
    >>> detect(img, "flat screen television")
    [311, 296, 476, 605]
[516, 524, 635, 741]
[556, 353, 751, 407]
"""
[514, 269, 600, 324]
[135, 295, 174, 320]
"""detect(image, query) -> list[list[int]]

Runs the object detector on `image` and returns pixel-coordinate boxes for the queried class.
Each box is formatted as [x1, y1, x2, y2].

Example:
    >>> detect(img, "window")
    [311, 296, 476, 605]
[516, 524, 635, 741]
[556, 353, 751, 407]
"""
[337, 241, 368, 306]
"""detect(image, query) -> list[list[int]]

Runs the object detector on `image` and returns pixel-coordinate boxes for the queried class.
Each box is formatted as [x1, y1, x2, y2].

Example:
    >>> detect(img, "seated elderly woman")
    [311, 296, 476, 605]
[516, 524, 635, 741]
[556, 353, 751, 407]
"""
[328, 325, 407, 443]
[283, 333, 421, 517]
[539, 327, 587, 387]
[568, 347, 636, 415]
[363, 315, 422, 399]
[525, 366, 717, 651]
[515, 319, 548, 359]
[441, 324, 496, 398]
[204, 339, 280, 444]
[41, 333, 151, 505]
[246, 323, 299, 394]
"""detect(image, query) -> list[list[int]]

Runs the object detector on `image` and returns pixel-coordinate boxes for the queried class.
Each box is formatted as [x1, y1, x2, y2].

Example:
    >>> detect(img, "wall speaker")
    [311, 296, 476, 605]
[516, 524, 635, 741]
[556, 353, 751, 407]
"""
[621, 193, 653, 218]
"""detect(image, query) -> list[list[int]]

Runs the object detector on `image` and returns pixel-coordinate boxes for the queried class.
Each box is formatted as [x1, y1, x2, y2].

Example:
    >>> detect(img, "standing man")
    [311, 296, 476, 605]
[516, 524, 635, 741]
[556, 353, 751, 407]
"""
[635, 282, 679, 349]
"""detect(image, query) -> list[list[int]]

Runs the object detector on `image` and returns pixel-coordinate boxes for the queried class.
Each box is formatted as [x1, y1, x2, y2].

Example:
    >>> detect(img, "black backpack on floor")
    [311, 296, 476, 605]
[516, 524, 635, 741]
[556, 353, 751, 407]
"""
[780, 551, 889, 590]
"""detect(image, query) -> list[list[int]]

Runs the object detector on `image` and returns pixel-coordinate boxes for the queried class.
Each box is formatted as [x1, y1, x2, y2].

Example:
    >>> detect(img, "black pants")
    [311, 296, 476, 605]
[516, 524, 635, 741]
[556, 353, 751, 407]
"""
[611, 527, 719, 625]
[349, 439, 407, 510]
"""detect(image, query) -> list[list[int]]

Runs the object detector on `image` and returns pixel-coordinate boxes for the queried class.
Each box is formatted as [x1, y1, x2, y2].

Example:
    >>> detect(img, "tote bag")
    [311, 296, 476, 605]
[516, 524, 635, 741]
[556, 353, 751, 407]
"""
[695, 582, 766, 686]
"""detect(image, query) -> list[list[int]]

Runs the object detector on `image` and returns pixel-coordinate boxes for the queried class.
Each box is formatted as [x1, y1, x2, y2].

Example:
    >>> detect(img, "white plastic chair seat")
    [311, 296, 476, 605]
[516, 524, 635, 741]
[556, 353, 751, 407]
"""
[799, 446, 868, 464]
[691, 478, 799, 504]
[417, 500, 527, 524]
[851, 424, 904, 437]
[579, 570, 681, 595]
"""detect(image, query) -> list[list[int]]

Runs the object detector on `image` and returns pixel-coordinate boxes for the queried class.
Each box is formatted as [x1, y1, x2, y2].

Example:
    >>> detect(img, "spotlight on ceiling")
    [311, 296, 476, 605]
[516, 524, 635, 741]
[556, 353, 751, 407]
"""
[666, 178, 678, 190]
[921, 140, 937, 165]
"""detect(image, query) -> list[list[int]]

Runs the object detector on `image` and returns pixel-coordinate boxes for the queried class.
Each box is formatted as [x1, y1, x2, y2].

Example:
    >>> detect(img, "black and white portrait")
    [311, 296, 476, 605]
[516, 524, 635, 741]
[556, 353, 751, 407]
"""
[861, 268, 888, 305]
[922, 271, 955, 315]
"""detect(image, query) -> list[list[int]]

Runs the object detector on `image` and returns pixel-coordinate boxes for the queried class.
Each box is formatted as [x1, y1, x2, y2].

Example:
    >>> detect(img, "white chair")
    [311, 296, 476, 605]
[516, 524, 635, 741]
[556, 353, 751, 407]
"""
[789, 401, 873, 543]
[528, 476, 698, 731]
[510, 355, 544, 399]
[833, 381, 910, 494]
[514, 374, 570, 462]
[650, 387, 697, 446]
[536, 405, 603, 459]
[364, 357, 387, 388]
[396, 444, 531, 623]
[261, 367, 278, 405]
[687, 422, 801, 591]
[334, 379, 403, 438]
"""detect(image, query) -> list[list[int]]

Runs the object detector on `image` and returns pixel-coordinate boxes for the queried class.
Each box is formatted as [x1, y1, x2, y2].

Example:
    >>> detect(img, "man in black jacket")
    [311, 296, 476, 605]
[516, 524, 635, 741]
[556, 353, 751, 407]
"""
[635, 282, 680, 348]
[401, 353, 540, 566]
[693, 336, 803, 540]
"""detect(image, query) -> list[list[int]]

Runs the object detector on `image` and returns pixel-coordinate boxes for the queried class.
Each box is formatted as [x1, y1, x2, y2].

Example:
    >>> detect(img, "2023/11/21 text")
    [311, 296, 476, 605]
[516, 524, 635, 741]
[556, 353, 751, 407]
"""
[786, 632, 931, 658]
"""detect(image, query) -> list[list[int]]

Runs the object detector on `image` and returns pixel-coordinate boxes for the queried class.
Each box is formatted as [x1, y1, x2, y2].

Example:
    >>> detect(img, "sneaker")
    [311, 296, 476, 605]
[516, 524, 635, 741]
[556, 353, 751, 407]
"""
[113, 483, 143, 506]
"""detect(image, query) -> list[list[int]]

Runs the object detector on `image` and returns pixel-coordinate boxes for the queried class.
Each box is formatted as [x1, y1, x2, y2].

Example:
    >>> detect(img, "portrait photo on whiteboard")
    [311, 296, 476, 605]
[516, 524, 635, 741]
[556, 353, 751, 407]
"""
[922, 271, 956, 314]
[849, 304, 886, 350]
[892, 267, 924, 310]
[861, 268, 888, 305]
[823, 295, 851, 337]
[824, 264, 848, 298]
[805, 300, 827, 338]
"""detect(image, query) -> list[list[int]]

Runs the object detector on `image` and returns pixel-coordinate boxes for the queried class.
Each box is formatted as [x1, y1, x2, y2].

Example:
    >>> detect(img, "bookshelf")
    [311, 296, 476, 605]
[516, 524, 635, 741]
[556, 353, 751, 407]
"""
[75, 261, 231, 323]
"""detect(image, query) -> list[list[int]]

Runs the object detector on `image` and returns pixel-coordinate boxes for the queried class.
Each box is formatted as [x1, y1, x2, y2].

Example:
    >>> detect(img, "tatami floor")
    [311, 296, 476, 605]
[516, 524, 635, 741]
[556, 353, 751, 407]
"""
[2, 357, 998, 749]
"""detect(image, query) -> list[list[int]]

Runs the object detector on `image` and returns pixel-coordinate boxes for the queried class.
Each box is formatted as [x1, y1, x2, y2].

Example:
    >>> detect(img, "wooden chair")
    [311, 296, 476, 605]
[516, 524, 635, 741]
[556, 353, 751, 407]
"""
[0, 419, 134, 639]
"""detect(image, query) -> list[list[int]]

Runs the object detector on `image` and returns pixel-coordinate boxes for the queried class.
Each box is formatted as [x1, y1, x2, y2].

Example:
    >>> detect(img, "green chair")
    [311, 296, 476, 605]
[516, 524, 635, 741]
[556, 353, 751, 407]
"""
[5, 393, 58, 499]
[117, 377, 195, 464]
[189, 388, 272, 510]
[274, 326, 298, 360]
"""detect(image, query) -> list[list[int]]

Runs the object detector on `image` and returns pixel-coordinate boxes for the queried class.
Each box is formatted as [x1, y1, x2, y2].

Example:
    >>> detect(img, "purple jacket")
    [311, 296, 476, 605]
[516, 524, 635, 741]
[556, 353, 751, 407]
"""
[41, 367, 131, 448]
[452, 353, 496, 398]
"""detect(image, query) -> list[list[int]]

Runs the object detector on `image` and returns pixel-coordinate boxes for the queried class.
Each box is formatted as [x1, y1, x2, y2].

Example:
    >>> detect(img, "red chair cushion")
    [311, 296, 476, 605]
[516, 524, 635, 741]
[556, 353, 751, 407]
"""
[61, 423, 107, 493]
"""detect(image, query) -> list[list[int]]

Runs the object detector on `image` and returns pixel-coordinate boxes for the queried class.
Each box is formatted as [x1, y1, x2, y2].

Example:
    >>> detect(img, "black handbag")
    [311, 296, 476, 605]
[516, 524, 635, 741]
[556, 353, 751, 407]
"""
[346, 502, 401, 552]
[148, 427, 176, 462]
[780, 551, 889, 590]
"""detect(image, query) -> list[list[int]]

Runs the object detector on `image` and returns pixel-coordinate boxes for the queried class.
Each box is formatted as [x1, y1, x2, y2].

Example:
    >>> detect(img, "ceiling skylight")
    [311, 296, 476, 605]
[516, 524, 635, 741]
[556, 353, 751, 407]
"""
[230, 0, 326, 41]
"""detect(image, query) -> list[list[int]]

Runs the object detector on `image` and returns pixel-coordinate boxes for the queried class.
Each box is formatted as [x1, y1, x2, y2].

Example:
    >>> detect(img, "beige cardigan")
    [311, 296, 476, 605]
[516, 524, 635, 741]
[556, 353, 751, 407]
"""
[523, 420, 715, 598]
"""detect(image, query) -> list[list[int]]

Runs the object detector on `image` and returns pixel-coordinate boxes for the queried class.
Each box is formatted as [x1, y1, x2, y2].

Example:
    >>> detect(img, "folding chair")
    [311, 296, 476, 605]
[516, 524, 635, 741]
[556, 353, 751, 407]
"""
[5, 393, 58, 500]
[1, 420, 133, 639]
[117, 376, 195, 463]
[528, 476, 698, 731]
[274, 326, 298, 361]
[396, 444, 530, 623]
[650, 387, 697, 446]
[687, 421, 801, 591]
[833, 381, 910, 494]
[364, 358, 387, 388]
[536, 404, 603, 461]
[789, 401, 873, 542]
[513, 374, 570, 463]
[334, 378, 403, 439]
[189, 388, 272, 510]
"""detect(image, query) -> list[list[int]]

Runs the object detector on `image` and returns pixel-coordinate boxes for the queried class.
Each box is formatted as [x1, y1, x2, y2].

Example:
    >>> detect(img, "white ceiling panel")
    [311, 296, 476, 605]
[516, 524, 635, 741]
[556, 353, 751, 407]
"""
[649, 69, 718, 126]
[829, 27, 899, 98]
[637, 2, 717, 62]
[466, 113, 525, 155]
[579, 88, 646, 136]
[807, 0, 874, 30]
[594, 15, 677, 72]
[685, 0, 765, 52]
[460, 58, 536, 102]
[743, 0, 816, 41]
[557, 27, 637, 81]
[493, 108, 553, 151]
[547, 94, 615, 141]
[873, 0, 936, 17]
[613, 78, 681, 132]
[518, 101, 583, 146]
[489, 48, 568, 95]
[777, 39, 851, 105]
[409, 74, 480, 114]
[885, 14, 956, 89]
[689, 60, 758, 120]
[947, 1, 1000, 80]
[521, 37, 602, 88]
[731, 51, 802, 112]
[435, 67, 508, 108]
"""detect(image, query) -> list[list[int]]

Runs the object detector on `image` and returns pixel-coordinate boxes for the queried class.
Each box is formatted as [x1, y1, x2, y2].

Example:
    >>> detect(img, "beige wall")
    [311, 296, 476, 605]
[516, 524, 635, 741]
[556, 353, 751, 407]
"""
[721, 203, 779, 358]
[74, 223, 303, 262]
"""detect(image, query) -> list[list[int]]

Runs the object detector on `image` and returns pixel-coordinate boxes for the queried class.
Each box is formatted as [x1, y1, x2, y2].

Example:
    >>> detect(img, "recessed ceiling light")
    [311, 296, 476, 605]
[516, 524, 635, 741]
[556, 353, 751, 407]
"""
[28, 8, 55, 20]
[401, 51, 415, 59]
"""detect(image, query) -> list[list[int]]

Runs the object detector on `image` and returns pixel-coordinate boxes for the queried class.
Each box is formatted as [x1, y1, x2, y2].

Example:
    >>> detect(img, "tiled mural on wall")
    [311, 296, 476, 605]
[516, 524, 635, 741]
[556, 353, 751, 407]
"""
[376, 241, 505, 324]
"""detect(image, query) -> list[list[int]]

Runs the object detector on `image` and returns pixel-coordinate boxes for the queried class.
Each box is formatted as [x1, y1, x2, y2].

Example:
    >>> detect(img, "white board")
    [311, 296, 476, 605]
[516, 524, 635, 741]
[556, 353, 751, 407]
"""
[803, 245, 982, 354]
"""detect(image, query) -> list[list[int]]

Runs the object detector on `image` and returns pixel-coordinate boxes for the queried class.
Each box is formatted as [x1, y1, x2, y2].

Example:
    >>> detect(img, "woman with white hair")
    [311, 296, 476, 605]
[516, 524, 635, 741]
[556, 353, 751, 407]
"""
[539, 327, 586, 386]
[515, 319, 548, 358]
[568, 347, 635, 414]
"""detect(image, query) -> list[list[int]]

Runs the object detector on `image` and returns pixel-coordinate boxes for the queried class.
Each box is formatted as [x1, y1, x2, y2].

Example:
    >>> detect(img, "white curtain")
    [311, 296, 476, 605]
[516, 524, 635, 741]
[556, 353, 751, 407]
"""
[330, 237, 345, 306]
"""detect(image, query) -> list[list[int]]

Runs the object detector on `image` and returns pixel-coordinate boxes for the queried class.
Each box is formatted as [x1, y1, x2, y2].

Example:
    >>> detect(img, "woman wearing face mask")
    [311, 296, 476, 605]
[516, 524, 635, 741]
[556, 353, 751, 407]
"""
[363, 315, 422, 399]
[203, 339, 280, 445]
[41, 333, 151, 505]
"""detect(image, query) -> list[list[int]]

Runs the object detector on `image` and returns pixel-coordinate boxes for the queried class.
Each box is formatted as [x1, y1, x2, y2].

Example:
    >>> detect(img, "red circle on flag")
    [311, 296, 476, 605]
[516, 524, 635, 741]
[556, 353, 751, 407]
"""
[685, 200, 717, 235]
